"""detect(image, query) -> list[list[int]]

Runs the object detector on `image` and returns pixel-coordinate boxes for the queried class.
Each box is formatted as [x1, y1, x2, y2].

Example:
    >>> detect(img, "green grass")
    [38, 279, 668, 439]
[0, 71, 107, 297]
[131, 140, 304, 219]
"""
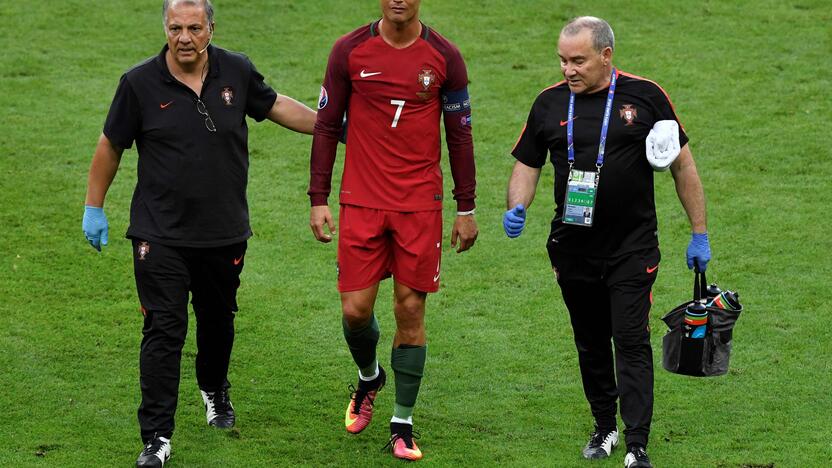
[1, 0, 831, 466]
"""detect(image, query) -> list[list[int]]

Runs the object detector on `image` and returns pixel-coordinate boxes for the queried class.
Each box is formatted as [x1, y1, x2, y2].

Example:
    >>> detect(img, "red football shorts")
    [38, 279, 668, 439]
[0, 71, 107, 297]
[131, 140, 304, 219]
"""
[337, 205, 443, 293]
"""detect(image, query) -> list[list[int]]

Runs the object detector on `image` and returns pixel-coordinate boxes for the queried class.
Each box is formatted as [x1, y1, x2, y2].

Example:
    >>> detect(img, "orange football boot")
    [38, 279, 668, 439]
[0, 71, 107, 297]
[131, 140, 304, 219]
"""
[344, 367, 386, 434]
[387, 422, 423, 461]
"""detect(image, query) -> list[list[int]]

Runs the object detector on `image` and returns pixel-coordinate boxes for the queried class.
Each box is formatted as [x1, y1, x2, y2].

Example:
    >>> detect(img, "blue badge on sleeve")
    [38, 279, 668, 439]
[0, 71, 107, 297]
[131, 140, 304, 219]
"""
[318, 86, 328, 109]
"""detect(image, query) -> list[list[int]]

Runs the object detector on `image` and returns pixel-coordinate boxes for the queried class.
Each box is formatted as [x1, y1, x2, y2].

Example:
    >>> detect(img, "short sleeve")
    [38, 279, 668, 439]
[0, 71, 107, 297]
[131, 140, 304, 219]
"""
[511, 101, 548, 168]
[103, 75, 141, 150]
[650, 85, 689, 147]
[245, 59, 278, 122]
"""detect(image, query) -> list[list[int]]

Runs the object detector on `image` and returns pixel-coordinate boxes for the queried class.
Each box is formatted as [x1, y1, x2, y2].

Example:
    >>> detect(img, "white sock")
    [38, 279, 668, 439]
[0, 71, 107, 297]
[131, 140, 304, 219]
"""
[359, 363, 379, 381]
[390, 416, 413, 425]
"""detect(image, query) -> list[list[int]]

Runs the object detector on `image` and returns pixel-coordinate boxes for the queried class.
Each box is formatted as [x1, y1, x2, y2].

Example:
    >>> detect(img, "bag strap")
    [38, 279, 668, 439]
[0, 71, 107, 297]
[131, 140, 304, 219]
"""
[693, 260, 707, 301]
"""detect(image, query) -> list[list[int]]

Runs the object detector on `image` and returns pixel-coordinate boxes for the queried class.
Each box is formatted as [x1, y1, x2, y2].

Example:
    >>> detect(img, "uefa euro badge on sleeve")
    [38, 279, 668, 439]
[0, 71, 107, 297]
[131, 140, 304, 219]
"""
[563, 169, 598, 226]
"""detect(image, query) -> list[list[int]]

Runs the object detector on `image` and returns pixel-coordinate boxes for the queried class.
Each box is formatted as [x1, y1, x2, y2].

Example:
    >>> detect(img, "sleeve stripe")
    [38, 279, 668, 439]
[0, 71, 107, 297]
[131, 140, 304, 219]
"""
[510, 80, 565, 155]
[539, 79, 567, 95]
[618, 71, 686, 131]
[510, 123, 528, 154]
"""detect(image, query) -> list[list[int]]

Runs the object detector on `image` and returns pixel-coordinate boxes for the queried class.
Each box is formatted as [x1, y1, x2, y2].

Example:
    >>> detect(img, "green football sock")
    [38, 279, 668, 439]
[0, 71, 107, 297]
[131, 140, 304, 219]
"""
[391, 344, 426, 420]
[343, 314, 380, 378]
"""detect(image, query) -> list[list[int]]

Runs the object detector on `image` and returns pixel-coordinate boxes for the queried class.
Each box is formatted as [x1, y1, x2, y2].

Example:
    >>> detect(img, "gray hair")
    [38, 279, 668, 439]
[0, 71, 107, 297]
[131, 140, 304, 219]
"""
[162, 0, 215, 24]
[561, 16, 614, 52]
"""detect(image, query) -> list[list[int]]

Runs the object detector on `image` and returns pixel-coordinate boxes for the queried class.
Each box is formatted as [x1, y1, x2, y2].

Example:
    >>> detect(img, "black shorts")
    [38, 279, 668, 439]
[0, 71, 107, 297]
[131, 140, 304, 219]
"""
[131, 239, 247, 313]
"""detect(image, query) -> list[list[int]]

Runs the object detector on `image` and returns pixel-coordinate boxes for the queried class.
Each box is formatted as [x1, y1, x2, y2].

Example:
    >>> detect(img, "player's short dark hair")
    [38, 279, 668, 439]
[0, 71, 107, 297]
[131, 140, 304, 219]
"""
[162, 0, 215, 25]
[561, 16, 615, 52]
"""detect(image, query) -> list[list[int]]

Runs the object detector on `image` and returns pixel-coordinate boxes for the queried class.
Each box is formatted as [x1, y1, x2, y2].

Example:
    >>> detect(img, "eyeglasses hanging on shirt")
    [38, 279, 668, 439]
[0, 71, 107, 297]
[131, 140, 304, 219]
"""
[196, 98, 216, 132]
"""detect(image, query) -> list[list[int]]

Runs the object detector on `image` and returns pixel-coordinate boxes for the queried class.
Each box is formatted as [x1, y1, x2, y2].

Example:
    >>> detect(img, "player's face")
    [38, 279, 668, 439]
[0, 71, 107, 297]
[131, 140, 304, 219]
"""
[164, 2, 213, 67]
[558, 29, 612, 94]
[380, 0, 421, 26]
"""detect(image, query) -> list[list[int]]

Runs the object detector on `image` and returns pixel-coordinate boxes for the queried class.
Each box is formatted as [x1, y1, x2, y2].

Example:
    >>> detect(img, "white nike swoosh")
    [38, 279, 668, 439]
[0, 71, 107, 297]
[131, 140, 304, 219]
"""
[433, 273, 440, 282]
[360, 70, 382, 78]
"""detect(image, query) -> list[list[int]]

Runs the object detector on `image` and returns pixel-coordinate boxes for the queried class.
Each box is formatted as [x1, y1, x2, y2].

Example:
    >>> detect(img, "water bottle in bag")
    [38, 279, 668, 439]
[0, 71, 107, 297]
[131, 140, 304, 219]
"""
[707, 290, 741, 311]
[683, 302, 708, 339]
[706, 283, 722, 299]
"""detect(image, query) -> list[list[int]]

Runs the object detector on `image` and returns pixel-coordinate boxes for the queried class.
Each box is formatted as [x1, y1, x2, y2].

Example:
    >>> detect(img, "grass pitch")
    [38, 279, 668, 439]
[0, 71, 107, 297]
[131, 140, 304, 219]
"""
[1, 0, 830, 466]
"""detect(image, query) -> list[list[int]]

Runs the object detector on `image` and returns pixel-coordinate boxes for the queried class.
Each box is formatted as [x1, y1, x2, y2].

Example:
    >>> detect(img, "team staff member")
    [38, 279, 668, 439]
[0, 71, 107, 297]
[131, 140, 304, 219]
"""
[503, 17, 710, 468]
[82, 1, 316, 466]
[309, 0, 477, 461]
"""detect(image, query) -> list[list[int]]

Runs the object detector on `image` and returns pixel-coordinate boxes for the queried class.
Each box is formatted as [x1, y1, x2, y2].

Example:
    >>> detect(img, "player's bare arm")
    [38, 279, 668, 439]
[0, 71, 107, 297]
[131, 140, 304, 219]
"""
[669, 144, 707, 233]
[451, 214, 478, 253]
[310, 204, 335, 243]
[267, 94, 317, 134]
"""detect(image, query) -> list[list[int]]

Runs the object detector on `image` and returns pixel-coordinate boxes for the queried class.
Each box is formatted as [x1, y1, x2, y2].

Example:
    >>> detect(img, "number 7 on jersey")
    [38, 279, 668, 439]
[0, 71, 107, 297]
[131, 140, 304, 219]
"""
[389, 100, 405, 128]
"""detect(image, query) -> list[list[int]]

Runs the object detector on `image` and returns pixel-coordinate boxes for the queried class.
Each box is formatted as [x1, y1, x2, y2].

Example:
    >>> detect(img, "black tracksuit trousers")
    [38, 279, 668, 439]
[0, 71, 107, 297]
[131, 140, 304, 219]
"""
[549, 246, 660, 449]
[131, 239, 246, 442]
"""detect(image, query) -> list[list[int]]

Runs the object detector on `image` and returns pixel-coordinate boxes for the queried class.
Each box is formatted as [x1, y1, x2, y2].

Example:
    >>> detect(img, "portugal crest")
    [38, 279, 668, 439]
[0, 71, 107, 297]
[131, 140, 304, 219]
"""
[138, 241, 150, 261]
[418, 69, 436, 91]
[221, 87, 234, 106]
[619, 104, 637, 126]
[416, 68, 436, 100]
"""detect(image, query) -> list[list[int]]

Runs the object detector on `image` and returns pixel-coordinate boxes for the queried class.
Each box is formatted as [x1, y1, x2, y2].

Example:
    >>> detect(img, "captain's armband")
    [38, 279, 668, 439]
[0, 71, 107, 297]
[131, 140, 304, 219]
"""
[442, 87, 471, 113]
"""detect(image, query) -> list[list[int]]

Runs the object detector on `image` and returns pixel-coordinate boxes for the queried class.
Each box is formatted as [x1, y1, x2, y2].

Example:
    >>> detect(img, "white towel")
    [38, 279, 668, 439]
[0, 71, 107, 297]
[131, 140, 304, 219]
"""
[645, 120, 680, 171]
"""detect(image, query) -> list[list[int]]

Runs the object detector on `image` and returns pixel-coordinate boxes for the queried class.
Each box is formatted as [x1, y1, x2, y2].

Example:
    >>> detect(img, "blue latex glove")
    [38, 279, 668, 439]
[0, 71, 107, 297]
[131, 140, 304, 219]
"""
[686, 232, 711, 271]
[503, 204, 526, 238]
[83, 206, 109, 251]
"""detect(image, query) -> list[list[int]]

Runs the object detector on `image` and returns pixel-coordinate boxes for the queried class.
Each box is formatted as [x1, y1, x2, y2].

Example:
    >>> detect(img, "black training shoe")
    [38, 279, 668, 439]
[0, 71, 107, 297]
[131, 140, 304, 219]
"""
[136, 435, 170, 467]
[201, 388, 235, 428]
[582, 426, 619, 459]
[624, 445, 652, 468]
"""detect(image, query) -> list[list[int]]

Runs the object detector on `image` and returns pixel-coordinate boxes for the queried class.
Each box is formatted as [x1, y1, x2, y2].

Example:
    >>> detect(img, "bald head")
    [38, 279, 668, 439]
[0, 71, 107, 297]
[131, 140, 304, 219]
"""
[163, 0, 214, 25]
[561, 16, 614, 53]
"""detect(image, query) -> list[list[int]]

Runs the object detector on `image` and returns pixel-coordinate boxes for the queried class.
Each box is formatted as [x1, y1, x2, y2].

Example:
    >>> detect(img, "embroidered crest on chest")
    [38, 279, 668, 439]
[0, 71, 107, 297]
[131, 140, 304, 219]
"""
[619, 104, 637, 126]
[416, 69, 436, 101]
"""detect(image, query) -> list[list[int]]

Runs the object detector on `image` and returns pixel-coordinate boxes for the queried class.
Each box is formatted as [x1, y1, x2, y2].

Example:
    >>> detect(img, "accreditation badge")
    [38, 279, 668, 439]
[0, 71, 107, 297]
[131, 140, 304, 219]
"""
[563, 169, 599, 227]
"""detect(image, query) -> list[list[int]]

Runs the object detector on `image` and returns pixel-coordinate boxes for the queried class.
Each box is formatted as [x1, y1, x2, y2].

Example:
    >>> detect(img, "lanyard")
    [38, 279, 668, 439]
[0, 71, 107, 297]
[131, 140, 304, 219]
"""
[567, 68, 617, 169]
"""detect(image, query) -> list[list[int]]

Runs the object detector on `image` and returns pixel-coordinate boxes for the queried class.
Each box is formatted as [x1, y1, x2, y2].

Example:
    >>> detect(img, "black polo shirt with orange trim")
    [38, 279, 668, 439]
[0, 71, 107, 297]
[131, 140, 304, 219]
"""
[512, 71, 689, 258]
[104, 45, 277, 248]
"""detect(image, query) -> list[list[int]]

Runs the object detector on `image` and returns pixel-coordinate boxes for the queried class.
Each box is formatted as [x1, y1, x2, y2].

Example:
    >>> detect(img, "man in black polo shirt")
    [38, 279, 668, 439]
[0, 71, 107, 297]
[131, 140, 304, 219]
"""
[503, 17, 711, 468]
[82, 1, 316, 466]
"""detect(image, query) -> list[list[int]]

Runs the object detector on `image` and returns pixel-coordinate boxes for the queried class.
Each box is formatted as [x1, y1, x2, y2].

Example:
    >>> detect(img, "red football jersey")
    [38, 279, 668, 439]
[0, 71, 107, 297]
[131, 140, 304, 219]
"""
[309, 21, 476, 212]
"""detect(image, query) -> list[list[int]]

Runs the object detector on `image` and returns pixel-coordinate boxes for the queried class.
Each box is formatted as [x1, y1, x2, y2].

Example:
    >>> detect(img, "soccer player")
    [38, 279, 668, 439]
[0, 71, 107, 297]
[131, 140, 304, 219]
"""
[82, 1, 316, 466]
[308, 0, 478, 461]
[503, 16, 711, 468]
